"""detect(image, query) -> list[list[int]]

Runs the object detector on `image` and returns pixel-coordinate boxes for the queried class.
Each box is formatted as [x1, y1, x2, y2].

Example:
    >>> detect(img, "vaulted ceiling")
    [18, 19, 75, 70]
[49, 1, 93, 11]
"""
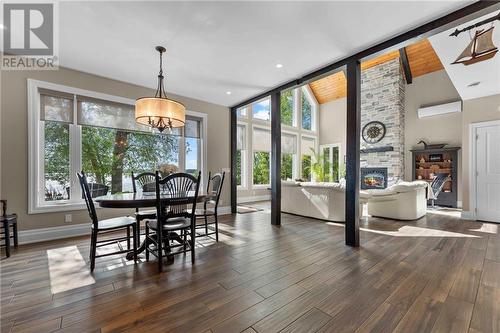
[34, 1, 471, 106]
[309, 39, 444, 104]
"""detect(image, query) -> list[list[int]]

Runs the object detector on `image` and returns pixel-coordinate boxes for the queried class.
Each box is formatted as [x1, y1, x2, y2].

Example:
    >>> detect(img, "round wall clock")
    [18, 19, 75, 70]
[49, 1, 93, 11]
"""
[362, 121, 386, 143]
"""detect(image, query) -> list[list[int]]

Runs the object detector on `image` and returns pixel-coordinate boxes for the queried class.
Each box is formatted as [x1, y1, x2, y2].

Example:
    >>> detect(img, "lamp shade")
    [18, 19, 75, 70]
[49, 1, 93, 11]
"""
[135, 97, 186, 129]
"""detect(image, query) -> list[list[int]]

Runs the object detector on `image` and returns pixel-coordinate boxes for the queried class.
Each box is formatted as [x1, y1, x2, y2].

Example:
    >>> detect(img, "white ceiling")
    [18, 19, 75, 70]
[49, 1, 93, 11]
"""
[430, 10, 500, 100]
[57, 1, 472, 106]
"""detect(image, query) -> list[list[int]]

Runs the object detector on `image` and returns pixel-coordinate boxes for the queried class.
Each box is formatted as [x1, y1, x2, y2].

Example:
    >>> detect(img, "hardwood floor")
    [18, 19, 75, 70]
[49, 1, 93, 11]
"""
[1, 210, 499, 333]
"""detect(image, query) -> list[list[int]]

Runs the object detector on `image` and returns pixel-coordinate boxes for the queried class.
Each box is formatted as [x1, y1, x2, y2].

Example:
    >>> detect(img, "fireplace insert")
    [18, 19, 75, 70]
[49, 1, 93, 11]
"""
[360, 167, 388, 189]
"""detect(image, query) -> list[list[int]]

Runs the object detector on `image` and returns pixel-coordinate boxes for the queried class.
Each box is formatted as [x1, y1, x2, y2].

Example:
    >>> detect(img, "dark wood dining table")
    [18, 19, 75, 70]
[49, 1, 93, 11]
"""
[95, 191, 211, 260]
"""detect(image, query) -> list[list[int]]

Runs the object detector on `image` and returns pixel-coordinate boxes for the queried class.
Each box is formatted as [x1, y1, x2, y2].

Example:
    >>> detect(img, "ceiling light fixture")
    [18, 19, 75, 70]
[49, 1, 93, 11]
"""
[276, 63, 283, 68]
[135, 46, 185, 132]
[226, 91, 232, 95]
[467, 81, 481, 87]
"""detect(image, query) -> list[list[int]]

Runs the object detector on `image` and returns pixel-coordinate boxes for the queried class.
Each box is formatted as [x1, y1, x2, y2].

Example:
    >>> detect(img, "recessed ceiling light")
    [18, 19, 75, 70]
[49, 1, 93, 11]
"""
[467, 81, 480, 87]
[226, 91, 232, 95]
[276, 63, 283, 69]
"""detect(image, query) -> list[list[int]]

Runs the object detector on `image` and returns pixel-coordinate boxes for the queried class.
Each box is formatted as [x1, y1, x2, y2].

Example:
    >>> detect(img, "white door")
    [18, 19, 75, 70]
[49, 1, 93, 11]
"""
[476, 123, 500, 222]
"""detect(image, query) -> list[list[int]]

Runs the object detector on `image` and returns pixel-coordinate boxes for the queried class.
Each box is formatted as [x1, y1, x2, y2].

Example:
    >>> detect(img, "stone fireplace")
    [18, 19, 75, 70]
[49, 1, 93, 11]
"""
[360, 57, 405, 186]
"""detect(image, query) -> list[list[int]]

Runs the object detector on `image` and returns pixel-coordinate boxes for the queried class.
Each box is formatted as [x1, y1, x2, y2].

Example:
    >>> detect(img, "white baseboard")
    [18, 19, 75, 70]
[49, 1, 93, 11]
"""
[217, 206, 232, 215]
[19, 223, 90, 245]
[461, 211, 475, 220]
[237, 195, 271, 204]
[19, 207, 233, 245]
[457, 201, 463, 208]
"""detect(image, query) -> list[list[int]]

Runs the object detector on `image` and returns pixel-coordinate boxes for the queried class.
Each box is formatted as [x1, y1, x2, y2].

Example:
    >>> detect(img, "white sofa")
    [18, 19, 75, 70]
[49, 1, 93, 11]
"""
[366, 181, 428, 220]
[281, 181, 369, 222]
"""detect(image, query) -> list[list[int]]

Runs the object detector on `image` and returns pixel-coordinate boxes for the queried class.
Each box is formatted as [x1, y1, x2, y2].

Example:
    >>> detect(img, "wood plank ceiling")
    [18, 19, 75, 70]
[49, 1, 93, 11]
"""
[310, 39, 443, 104]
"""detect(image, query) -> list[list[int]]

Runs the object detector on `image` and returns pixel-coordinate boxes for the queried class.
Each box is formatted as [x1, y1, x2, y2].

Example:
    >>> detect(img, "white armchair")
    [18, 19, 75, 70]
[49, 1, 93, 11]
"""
[367, 181, 428, 220]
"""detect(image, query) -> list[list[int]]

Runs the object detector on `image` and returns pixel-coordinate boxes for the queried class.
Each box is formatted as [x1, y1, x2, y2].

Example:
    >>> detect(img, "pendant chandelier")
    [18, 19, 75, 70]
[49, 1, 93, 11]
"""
[135, 46, 185, 132]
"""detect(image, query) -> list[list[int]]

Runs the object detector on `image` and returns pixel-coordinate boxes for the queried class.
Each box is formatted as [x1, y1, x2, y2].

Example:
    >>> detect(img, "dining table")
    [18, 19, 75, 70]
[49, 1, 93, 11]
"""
[95, 191, 211, 260]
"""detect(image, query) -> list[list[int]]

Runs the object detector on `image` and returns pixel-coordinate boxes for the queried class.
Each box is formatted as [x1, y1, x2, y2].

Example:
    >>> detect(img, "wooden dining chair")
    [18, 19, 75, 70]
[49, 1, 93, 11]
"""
[145, 171, 201, 272]
[195, 171, 225, 241]
[131, 172, 157, 243]
[1, 200, 18, 258]
[77, 172, 137, 271]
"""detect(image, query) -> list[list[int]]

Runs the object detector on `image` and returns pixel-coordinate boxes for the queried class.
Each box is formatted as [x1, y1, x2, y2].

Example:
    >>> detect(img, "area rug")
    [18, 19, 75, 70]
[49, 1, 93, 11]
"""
[237, 204, 264, 214]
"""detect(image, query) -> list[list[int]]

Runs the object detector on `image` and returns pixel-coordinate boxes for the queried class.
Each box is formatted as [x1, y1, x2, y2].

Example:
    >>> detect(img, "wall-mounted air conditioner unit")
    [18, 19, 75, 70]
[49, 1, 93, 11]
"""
[417, 101, 462, 119]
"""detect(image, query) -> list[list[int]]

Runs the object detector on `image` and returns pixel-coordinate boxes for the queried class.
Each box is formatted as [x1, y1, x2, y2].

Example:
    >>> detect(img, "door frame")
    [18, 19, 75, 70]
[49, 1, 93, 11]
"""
[469, 119, 500, 220]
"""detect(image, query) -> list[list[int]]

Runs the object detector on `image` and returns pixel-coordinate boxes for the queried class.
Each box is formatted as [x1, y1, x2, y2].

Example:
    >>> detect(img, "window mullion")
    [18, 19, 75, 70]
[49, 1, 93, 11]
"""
[69, 95, 81, 202]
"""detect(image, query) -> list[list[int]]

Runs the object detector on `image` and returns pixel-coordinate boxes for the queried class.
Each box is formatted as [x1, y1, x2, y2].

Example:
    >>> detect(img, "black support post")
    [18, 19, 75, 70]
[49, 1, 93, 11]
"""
[345, 60, 361, 247]
[230, 107, 237, 214]
[399, 47, 412, 84]
[270, 91, 281, 226]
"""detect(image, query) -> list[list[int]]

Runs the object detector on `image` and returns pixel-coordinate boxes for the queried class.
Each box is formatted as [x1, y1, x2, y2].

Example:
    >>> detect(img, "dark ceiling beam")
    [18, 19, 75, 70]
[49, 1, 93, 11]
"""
[399, 47, 413, 84]
[231, 1, 499, 110]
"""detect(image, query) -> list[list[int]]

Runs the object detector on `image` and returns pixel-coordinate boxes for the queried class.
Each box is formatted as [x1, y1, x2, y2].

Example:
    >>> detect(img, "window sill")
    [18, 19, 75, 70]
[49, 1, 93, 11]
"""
[29, 202, 88, 214]
[252, 184, 271, 190]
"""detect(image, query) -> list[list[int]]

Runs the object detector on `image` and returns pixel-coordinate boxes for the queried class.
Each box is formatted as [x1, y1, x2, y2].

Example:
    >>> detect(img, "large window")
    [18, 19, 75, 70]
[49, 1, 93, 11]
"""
[252, 127, 271, 185]
[236, 87, 318, 191]
[29, 81, 206, 213]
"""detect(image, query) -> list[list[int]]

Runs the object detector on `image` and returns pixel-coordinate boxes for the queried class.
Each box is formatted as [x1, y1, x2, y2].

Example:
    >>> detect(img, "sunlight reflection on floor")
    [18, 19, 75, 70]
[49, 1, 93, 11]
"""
[326, 222, 480, 238]
[470, 223, 499, 235]
[47, 245, 95, 294]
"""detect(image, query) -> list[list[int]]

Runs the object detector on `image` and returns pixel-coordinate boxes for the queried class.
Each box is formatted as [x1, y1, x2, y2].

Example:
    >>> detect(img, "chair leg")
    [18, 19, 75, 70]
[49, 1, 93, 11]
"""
[214, 214, 219, 242]
[183, 230, 187, 252]
[145, 225, 150, 262]
[157, 226, 163, 272]
[126, 226, 131, 250]
[135, 216, 141, 248]
[132, 224, 137, 263]
[90, 230, 97, 272]
[204, 215, 208, 236]
[3, 221, 10, 258]
[13, 221, 18, 248]
[190, 224, 195, 264]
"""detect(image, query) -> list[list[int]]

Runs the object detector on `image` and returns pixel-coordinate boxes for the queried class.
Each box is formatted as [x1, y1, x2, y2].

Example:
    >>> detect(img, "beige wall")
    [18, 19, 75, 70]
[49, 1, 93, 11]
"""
[404, 70, 463, 204]
[461, 94, 500, 211]
[319, 98, 347, 157]
[0, 67, 230, 231]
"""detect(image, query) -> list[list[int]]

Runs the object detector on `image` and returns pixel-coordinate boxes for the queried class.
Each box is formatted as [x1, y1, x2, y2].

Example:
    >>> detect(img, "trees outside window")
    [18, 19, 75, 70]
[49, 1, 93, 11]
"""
[44, 122, 70, 201]
[302, 92, 312, 130]
[301, 155, 312, 181]
[253, 152, 270, 185]
[281, 153, 293, 180]
[281, 90, 294, 126]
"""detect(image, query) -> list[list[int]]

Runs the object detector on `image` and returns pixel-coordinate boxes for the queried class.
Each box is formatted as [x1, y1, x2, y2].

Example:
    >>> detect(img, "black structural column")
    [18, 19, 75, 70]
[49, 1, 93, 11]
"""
[230, 107, 237, 213]
[270, 91, 281, 225]
[345, 60, 361, 246]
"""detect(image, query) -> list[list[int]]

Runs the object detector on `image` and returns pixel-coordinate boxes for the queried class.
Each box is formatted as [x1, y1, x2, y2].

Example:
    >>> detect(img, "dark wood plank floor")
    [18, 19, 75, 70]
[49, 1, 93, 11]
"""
[1, 209, 499, 333]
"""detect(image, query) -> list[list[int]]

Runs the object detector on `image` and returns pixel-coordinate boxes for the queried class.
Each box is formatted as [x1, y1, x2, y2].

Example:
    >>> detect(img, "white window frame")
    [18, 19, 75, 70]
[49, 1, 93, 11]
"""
[236, 121, 248, 190]
[28, 79, 207, 214]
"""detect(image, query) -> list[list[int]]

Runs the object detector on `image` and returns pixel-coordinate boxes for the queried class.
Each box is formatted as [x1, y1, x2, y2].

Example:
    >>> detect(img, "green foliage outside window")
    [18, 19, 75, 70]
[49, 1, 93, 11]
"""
[236, 150, 242, 186]
[81, 126, 179, 193]
[253, 151, 270, 185]
[281, 90, 294, 126]
[281, 153, 293, 180]
[302, 93, 312, 130]
[44, 121, 70, 200]
[301, 155, 311, 181]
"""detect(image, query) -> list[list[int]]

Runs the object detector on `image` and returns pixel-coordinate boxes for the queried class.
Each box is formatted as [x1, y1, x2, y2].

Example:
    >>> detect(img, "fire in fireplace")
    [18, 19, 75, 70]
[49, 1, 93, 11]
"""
[360, 167, 388, 189]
